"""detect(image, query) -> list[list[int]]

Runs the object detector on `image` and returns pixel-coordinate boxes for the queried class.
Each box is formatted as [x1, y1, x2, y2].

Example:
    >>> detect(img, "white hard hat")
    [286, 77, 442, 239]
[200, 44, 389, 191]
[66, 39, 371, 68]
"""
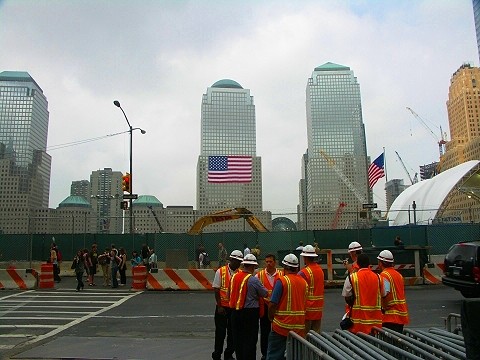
[229, 250, 244, 261]
[282, 253, 299, 268]
[377, 250, 394, 263]
[348, 241, 362, 252]
[242, 254, 258, 265]
[300, 244, 318, 257]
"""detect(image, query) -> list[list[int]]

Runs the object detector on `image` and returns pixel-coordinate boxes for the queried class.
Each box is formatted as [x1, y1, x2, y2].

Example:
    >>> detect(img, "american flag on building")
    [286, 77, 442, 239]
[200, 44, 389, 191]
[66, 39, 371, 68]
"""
[368, 153, 385, 188]
[208, 156, 252, 183]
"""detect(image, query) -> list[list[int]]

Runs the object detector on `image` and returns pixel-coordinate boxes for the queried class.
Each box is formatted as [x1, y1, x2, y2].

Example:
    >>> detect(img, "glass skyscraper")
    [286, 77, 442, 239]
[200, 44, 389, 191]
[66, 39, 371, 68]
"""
[196, 79, 266, 231]
[473, 0, 480, 62]
[0, 71, 51, 233]
[299, 63, 369, 230]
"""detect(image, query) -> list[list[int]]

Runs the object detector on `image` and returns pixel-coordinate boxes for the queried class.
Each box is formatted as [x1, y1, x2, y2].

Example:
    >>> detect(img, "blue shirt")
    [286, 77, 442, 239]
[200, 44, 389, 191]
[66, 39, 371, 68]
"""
[244, 275, 268, 308]
[270, 280, 284, 305]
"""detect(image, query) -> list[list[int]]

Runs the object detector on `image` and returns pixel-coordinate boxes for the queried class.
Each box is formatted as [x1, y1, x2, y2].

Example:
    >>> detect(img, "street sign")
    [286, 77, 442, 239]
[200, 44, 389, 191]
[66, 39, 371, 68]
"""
[362, 203, 377, 209]
[123, 194, 138, 200]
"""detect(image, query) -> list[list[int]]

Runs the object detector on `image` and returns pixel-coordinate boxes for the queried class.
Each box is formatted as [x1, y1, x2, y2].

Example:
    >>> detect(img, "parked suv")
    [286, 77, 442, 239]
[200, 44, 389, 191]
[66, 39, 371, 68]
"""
[442, 241, 480, 298]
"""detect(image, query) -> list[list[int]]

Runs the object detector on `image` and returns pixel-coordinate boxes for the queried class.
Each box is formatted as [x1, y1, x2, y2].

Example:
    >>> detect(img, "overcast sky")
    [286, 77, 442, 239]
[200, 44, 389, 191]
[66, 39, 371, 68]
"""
[0, 0, 477, 216]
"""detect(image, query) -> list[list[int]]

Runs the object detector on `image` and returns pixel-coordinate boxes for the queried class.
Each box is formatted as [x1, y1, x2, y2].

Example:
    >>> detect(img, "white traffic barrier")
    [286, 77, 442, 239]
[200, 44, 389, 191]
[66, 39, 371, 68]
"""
[0, 268, 37, 290]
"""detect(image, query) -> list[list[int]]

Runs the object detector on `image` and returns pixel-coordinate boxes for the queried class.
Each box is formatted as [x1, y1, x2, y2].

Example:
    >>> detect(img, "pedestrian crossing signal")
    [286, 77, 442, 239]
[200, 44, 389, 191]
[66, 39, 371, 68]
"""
[121, 201, 129, 210]
[122, 173, 131, 192]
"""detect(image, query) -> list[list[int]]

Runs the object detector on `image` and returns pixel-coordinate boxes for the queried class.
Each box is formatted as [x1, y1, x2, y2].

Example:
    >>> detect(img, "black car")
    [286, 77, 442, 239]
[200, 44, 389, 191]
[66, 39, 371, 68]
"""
[442, 241, 480, 298]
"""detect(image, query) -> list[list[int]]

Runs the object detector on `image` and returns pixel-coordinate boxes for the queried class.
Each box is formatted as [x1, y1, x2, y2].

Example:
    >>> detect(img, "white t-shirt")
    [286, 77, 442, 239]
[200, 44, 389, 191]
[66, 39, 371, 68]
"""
[212, 265, 235, 288]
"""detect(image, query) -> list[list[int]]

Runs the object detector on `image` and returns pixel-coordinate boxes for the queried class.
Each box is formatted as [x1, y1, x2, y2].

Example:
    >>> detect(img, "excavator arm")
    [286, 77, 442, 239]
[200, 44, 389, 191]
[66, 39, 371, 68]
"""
[188, 208, 268, 235]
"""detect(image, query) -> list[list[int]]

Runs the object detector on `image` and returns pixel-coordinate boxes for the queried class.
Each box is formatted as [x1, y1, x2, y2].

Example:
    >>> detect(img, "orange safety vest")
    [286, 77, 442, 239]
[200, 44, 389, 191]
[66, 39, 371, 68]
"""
[229, 271, 252, 310]
[349, 268, 383, 334]
[272, 274, 308, 337]
[256, 268, 283, 303]
[218, 265, 235, 307]
[299, 263, 324, 320]
[380, 267, 409, 325]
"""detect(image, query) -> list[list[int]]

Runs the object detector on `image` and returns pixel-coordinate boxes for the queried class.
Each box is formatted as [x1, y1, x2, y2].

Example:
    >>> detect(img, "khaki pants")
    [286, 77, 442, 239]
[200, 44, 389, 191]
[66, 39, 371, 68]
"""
[101, 264, 111, 286]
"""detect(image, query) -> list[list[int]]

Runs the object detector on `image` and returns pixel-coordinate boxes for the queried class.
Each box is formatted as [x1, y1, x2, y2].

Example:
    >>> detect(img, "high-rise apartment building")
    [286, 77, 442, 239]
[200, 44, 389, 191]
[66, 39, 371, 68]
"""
[299, 63, 369, 230]
[0, 71, 51, 234]
[196, 79, 270, 232]
[385, 179, 408, 211]
[71, 180, 90, 200]
[90, 168, 123, 234]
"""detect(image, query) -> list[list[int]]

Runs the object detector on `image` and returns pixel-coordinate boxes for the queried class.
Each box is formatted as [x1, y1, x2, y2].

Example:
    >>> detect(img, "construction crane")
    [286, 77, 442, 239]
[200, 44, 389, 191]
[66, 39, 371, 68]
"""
[406, 107, 447, 157]
[319, 150, 368, 204]
[330, 202, 347, 229]
[394, 151, 418, 185]
[147, 206, 164, 232]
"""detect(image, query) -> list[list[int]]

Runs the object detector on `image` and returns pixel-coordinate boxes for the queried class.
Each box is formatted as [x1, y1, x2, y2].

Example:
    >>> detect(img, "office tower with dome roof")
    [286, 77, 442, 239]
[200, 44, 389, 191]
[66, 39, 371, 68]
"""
[298, 63, 369, 230]
[196, 79, 271, 232]
[0, 71, 52, 234]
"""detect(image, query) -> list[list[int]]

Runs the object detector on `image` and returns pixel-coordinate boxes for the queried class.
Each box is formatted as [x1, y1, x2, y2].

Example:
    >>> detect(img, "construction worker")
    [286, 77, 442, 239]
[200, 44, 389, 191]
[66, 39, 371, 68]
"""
[266, 254, 308, 360]
[377, 250, 409, 333]
[212, 250, 244, 360]
[256, 254, 283, 360]
[298, 245, 325, 333]
[341, 253, 384, 334]
[343, 241, 362, 273]
[229, 254, 268, 360]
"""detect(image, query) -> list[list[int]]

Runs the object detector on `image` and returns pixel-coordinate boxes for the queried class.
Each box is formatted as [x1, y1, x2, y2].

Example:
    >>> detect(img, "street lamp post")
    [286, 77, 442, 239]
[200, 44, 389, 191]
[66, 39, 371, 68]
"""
[113, 100, 146, 234]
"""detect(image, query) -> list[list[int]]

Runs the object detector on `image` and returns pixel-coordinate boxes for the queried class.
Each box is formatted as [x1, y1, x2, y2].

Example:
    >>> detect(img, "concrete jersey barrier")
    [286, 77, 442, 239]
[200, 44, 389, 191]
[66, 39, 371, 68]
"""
[0, 268, 37, 290]
[147, 269, 215, 290]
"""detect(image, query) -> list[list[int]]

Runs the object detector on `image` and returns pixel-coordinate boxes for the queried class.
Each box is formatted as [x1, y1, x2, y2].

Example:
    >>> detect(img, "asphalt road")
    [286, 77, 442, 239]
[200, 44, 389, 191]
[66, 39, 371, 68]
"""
[0, 276, 466, 360]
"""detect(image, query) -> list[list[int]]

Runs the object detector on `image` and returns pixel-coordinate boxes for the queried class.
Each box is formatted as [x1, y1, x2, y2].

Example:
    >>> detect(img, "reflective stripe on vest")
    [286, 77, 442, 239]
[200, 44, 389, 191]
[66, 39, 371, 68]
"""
[229, 272, 252, 310]
[381, 268, 409, 324]
[272, 274, 308, 337]
[350, 269, 383, 334]
[219, 266, 233, 307]
[301, 264, 324, 319]
[257, 268, 282, 303]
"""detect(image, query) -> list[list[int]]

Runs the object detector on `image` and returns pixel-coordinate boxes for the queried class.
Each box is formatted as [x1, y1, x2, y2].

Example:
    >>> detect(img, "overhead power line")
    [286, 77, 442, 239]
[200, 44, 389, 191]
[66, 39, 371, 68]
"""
[46, 130, 130, 151]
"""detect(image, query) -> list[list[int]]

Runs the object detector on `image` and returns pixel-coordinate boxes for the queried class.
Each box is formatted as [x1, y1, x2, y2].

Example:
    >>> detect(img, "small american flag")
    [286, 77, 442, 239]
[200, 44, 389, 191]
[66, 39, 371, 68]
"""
[208, 156, 252, 183]
[368, 153, 385, 188]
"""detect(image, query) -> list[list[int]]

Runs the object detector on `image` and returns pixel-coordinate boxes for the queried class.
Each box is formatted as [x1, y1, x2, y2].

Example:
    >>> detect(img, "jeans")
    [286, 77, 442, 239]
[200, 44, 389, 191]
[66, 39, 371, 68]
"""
[212, 306, 234, 360]
[266, 330, 287, 360]
[111, 266, 118, 288]
[119, 266, 127, 285]
[259, 304, 271, 357]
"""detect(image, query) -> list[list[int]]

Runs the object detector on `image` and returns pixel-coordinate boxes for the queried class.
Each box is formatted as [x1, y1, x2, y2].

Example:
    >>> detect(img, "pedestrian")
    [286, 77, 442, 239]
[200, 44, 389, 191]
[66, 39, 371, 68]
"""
[199, 248, 210, 269]
[83, 248, 92, 285]
[377, 250, 409, 333]
[131, 250, 142, 267]
[110, 245, 120, 288]
[97, 247, 111, 286]
[118, 247, 128, 286]
[256, 254, 283, 360]
[211, 250, 244, 360]
[394, 235, 404, 247]
[218, 242, 228, 267]
[243, 243, 251, 257]
[50, 243, 61, 283]
[88, 243, 98, 286]
[141, 243, 150, 265]
[341, 253, 384, 334]
[229, 254, 268, 360]
[73, 249, 86, 291]
[298, 244, 325, 333]
[343, 241, 363, 273]
[266, 254, 308, 360]
[148, 248, 158, 270]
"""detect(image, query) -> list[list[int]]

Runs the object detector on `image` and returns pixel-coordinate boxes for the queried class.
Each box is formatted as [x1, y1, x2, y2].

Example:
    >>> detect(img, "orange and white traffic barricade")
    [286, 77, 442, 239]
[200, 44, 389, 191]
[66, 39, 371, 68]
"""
[147, 269, 215, 291]
[0, 268, 37, 290]
[423, 255, 446, 285]
[131, 265, 147, 291]
[38, 263, 55, 289]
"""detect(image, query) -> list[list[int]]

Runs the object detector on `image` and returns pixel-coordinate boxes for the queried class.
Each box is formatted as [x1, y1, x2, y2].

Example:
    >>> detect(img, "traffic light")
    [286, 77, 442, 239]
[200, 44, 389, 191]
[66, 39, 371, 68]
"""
[120, 201, 129, 210]
[122, 173, 131, 192]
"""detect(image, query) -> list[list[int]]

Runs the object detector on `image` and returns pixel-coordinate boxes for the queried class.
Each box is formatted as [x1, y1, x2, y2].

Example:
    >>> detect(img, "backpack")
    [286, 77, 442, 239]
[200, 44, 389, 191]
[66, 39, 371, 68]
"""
[202, 252, 210, 266]
[56, 249, 63, 262]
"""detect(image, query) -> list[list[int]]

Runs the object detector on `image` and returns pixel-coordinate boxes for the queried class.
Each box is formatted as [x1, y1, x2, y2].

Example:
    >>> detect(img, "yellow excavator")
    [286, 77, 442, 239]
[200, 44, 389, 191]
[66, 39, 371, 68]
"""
[188, 207, 269, 235]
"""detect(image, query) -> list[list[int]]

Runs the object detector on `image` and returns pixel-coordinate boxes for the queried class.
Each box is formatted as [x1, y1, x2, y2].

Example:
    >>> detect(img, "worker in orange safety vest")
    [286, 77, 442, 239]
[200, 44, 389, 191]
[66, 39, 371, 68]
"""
[267, 254, 308, 360]
[341, 253, 384, 334]
[343, 241, 363, 273]
[377, 249, 409, 333]
[298, 244, 325, 333]
[229, 254, 267, 360]
[212, 250, 243, 360]
[256, 253, 283, 360]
